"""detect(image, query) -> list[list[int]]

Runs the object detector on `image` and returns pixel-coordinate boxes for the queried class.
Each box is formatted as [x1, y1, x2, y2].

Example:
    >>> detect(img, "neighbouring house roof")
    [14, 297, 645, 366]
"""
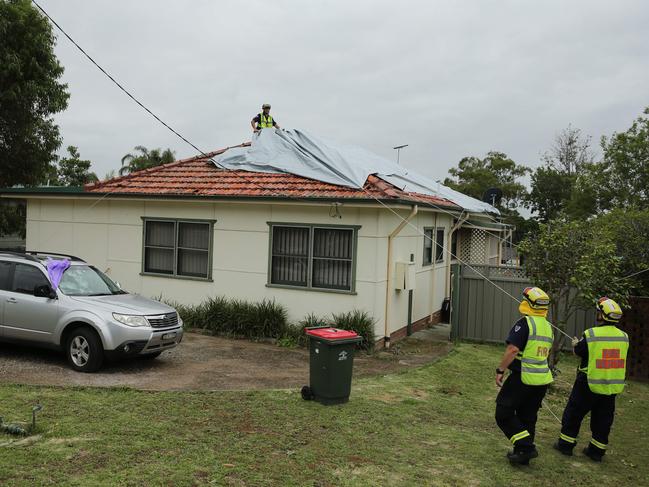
[1, 144, 461, 210]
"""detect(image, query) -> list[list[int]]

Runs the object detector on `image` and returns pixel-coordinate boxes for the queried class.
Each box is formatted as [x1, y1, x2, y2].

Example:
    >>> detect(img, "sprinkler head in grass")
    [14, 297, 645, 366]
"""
[32, 404, 43, 432]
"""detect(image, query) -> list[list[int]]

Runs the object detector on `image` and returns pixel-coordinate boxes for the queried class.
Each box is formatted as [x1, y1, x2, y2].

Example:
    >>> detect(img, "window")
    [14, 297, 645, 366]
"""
[0, 261, 13, 291]
[435, 228, 445, 263]
[12, 263, 50, 294]
[423, 227, 445, 265]
[423, 228, 434, 266]
[142, 218, 214, 280]
[269, 224, 358, 292]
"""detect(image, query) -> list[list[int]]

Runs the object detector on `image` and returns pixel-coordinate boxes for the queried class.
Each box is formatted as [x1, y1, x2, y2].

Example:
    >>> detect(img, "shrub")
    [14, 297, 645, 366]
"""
[331, 310, 376, 351]
[163, 296, 288, 339]
[280, 314, 330, 348]
[288, 310, 376, 351]
[174, 302, 207, 330]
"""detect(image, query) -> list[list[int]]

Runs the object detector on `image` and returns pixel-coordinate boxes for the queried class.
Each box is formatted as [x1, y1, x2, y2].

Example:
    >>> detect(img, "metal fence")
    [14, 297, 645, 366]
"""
[450, 263, 596, 345]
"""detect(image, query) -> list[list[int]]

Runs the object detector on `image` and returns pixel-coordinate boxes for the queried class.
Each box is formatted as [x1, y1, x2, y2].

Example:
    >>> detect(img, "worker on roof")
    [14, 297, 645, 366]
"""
[251, 103, 279, 132]
[495, 286, 554, 465]
[553, 297, 629, 462]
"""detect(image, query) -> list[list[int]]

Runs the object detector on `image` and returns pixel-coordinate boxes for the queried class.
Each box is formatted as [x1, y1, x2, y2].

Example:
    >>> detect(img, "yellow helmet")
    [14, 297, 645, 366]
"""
[523, 287, 550, 309]
[596, 297, 623, 323]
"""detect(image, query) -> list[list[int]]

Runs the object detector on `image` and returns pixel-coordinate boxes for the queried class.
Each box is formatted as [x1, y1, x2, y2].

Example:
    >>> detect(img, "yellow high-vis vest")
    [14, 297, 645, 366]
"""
[517, 316, 554, 386]
[580, 325, 629, 395]
[258, 113, 274, 128]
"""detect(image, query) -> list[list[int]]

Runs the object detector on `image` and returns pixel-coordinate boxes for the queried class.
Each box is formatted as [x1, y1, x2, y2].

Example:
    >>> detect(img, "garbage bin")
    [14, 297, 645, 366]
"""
[441, 297, 451, 323]
[301, 327, 362, 405]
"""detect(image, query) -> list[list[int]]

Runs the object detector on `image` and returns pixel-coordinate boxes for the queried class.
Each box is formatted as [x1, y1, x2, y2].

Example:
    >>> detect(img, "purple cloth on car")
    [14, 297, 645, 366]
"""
[45, 258, 71, 289]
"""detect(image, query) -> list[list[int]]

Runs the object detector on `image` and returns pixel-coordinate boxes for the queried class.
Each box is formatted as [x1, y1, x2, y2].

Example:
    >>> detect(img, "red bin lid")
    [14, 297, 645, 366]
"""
[305, 327, 359, 340]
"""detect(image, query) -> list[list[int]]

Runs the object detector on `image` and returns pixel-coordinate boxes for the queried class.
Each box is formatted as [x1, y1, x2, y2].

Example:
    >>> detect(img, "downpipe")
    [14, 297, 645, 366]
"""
[384, 205, 418, 349]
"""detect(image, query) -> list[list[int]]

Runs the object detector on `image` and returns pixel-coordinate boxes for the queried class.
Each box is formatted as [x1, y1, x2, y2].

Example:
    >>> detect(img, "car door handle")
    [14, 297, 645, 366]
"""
[6, 298, 17, 304]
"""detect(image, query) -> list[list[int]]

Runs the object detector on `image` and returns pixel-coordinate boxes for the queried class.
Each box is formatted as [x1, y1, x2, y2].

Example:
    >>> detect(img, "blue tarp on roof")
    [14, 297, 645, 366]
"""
[214, 128, 498, 214]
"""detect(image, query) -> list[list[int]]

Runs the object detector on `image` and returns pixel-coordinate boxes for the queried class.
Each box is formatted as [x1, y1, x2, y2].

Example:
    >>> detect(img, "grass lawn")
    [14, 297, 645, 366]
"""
[1, 343, 647, 486]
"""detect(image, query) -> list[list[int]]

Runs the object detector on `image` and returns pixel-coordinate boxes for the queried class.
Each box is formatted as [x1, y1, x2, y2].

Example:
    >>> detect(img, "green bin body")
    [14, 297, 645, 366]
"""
[306, 328, 362, 405]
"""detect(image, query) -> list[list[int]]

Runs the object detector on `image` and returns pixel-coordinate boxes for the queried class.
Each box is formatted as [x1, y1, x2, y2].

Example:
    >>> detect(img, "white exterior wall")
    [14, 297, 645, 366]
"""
[26, 197, 450, 342]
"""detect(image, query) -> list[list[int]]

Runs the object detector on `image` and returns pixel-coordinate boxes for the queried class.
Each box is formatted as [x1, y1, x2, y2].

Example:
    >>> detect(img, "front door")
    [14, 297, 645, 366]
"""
[2, 262, 59, 343]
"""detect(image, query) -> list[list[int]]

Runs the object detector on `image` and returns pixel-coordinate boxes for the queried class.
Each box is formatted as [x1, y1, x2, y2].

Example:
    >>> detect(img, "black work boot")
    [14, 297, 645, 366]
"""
[582, 446, 604, 462]
[553, 441, 574, 456]
[507, 447, 538, 465]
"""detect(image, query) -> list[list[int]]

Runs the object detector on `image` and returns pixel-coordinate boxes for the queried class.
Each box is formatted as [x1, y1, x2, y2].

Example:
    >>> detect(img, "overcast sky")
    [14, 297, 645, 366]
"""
[43, 0, 649, 182]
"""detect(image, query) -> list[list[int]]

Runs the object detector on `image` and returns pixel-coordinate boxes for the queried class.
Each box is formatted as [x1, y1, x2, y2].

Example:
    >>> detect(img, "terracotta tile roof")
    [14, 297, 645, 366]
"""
[84, 144, 459, 209]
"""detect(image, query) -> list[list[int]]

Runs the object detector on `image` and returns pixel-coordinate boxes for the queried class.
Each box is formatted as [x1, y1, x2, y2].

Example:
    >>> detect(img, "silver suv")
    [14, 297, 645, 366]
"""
[0, 251, 183, 372]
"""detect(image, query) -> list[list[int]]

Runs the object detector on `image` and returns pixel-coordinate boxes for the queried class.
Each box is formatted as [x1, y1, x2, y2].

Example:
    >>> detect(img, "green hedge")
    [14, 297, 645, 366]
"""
[168, 296, 288, 339]
[165, 296, 375, 349]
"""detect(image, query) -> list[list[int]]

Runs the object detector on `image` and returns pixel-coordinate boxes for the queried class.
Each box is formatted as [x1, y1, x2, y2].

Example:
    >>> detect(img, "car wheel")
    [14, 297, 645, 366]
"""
[138, 352, 162, 360]
[66, 328, 104, 372]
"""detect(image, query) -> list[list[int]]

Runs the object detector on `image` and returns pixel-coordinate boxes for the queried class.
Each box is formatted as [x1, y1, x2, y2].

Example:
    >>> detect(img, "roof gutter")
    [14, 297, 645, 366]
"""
[0, 190, 461, 212]
[383, 204, 418, 349]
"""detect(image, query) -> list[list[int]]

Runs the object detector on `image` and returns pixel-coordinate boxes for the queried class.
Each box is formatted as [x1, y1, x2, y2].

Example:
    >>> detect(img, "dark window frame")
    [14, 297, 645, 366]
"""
[266, 222, 360, 294]
[141, 217, 215, 281]
[422, 227, 434, 266]
[435, 227, 445, 263]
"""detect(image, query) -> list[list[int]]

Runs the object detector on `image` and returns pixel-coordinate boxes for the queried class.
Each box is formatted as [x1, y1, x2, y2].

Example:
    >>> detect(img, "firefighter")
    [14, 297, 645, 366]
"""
[251, 103, 280, 132]
[495, 287, 554, 465]
[553, 297, 629, 462]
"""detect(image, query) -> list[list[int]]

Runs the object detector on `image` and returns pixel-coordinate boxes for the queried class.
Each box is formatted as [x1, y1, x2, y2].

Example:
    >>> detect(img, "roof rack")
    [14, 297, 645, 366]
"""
[25, 251, 86, 262]
[0, 250, 40, 262]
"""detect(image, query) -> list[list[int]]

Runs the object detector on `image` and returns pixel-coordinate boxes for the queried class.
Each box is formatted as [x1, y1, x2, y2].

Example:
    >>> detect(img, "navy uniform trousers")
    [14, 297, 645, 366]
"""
[557, 375, 616, 456]
[495, 371, 549, 452]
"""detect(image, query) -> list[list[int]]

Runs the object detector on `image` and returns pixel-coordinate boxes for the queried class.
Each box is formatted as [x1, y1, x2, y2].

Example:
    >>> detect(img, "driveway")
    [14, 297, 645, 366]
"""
[0, 326, 452, 391]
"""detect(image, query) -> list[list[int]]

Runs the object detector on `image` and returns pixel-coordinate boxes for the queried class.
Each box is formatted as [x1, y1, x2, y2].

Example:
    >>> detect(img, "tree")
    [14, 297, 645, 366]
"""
[54, 146, 98, 186]
[0, 200, 26, 238]
[119, 146, 175, 175]
[526, 126, 597, 222]
[597, 209, 649, 296]
[0, 0, 69, 188]
[518, 219, 631, 367]
[526, 167, 573, 223]
[542, 125, 594, 176]
[444, 151, 530, 213]
[598, 107, 649, 210]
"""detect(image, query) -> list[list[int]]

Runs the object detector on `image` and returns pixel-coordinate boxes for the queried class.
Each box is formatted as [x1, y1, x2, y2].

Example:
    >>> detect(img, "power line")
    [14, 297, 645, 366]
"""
[31, 0, 570, 341]
[31, 0, 291, 202]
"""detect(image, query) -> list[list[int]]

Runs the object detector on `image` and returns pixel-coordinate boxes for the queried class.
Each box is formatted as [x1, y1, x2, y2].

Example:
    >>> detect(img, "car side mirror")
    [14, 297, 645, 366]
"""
[34, 284, 57, 300]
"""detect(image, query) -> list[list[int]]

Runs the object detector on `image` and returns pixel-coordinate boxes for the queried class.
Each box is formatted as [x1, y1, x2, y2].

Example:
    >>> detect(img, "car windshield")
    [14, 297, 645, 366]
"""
[58, 265, 125, 296]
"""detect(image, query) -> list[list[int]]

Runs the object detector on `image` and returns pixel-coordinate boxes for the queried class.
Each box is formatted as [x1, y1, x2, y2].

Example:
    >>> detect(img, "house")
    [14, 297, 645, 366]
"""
[1, 136, 507, 346]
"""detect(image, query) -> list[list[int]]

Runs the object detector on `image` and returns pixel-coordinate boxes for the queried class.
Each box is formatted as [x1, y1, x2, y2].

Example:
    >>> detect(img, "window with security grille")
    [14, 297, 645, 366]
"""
[143, 219, 213, 279]
[269, 224, 358, 292]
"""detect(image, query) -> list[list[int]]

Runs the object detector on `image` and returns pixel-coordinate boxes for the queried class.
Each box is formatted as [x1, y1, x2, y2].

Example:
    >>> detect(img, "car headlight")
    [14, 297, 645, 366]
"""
[113, 313, 149, 327]
[177, 313, 184, 327]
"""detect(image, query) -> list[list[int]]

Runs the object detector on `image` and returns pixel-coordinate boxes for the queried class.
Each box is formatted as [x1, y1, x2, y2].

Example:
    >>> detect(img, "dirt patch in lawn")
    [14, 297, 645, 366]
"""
[0, 328, 451, 391]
